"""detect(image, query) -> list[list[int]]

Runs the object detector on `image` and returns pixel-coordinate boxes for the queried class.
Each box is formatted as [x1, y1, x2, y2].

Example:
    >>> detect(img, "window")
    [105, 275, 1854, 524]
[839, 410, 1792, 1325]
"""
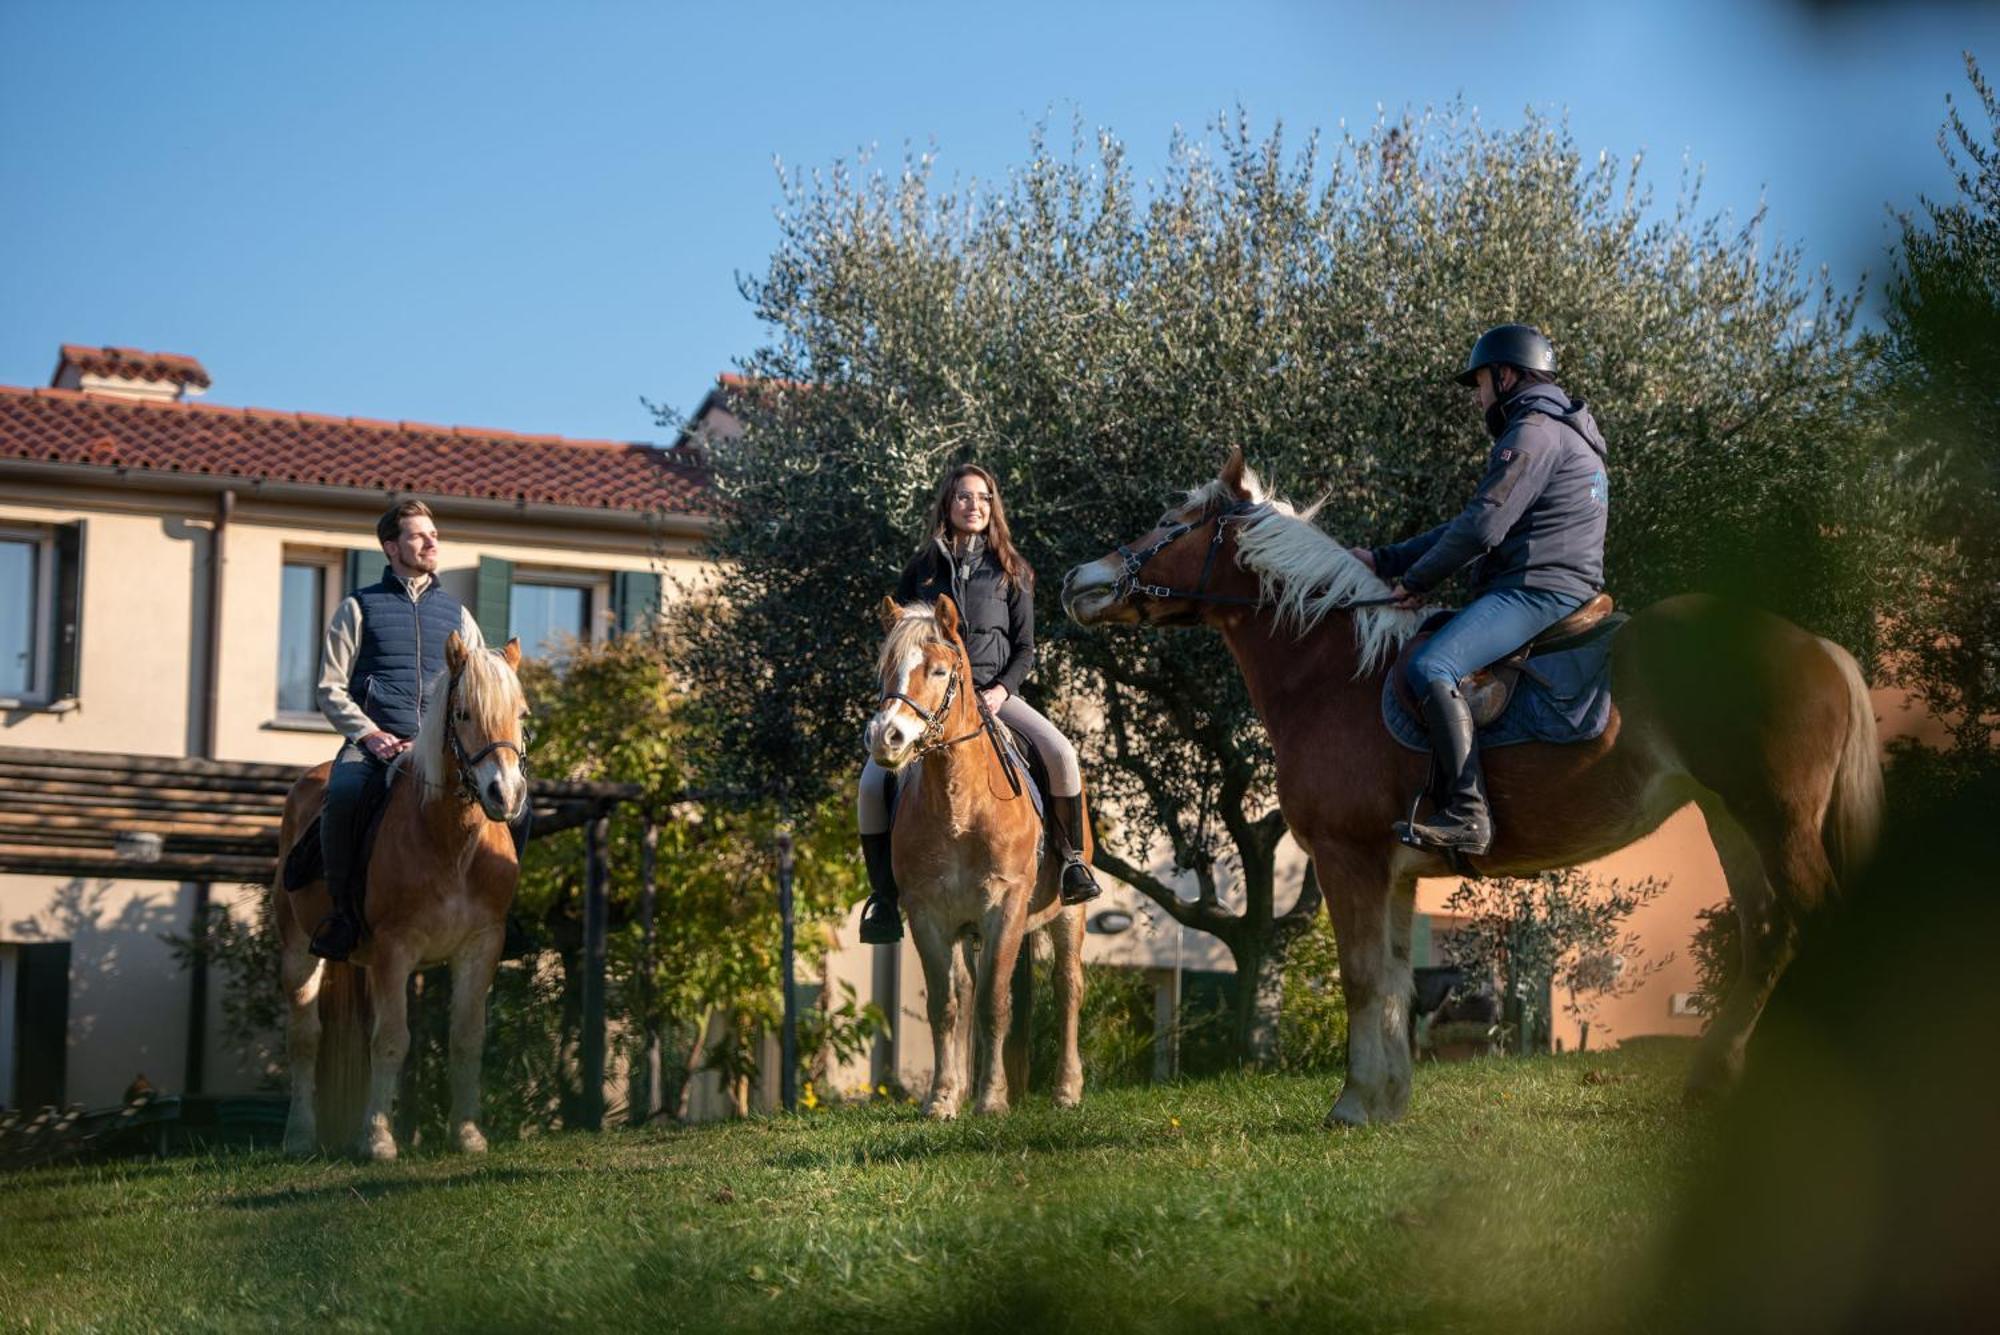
[509, 576, 594, 660]
[276, 548, 347, 720]
[0, 522, 82, 706]
[0, 537, 38, 698]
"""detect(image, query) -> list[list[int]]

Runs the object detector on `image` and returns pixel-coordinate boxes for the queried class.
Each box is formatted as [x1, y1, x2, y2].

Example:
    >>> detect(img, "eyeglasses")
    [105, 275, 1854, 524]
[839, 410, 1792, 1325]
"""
[952, 491, 992, 506]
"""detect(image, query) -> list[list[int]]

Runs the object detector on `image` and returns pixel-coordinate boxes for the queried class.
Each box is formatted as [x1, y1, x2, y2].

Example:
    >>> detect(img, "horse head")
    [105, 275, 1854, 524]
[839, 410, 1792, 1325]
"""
[1062, 446, 1267, 628]
[423, 631, 531, 822]
[865, 594, 975, 770]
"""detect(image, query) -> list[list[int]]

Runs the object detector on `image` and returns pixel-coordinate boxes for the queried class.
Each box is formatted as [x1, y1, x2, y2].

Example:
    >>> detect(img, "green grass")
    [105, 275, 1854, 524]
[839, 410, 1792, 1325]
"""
[0, 1045, 1704, 1334]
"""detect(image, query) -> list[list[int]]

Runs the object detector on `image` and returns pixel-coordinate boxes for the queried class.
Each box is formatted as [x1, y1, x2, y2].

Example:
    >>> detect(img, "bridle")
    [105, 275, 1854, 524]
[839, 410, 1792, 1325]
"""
[879, 649, 984, 759]
[443, 668, 531, 811]
[877, 636, 1024, 794]
[1113, 498, 1406, 613]
[1112, 499, 1269, 607]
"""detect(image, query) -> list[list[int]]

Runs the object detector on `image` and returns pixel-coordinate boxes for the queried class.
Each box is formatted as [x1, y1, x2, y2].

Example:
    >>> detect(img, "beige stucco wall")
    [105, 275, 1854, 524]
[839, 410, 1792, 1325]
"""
[0, 473, 707, 1109]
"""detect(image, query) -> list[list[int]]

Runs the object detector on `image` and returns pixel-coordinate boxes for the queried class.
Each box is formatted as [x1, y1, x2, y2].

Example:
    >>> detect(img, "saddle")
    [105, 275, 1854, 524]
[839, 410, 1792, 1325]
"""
[1391, 592, 1619, 728]
[281, 762, 397, 926]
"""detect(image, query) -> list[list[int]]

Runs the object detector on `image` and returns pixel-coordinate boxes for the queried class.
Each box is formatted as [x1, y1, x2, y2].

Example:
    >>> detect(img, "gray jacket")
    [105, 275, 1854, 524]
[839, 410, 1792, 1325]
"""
[1372, 383, 1609, 601]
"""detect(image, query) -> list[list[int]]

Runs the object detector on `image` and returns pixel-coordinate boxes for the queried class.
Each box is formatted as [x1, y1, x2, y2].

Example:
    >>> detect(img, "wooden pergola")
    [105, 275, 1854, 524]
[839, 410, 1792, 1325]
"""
[0, 744, 644, 1128]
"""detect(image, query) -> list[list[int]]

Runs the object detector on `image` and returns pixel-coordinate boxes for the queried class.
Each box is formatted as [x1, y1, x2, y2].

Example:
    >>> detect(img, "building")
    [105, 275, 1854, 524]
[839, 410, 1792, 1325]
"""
[0, 344, 710, 1110]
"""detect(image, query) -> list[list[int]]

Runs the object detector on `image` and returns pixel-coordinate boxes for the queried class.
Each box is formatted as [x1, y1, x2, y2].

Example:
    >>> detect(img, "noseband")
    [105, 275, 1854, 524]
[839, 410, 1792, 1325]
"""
[878, 640, 1002, 764]
[444, 669, 530, 810]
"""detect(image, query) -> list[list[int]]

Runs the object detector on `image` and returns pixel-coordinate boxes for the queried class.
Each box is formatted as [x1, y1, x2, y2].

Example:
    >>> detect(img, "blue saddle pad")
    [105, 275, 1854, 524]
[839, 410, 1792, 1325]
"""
[1381, 618, 1624, 752]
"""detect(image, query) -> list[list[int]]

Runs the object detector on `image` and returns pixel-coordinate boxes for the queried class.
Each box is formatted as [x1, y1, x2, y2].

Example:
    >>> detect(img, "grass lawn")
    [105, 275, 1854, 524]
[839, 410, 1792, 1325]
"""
[0, 1043, 1705, 1334]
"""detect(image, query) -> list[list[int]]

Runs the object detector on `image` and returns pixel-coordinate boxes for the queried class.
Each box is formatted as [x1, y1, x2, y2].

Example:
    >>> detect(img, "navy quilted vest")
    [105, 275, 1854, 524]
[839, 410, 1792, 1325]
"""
[348, 569, 466, 739]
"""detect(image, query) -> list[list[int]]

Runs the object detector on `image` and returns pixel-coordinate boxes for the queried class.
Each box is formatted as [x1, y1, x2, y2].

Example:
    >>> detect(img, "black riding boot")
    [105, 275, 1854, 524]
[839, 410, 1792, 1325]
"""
[1052, 794, 1103, 906]
[310, 752, 372, 962]
[1394, 680, 1493, 856]
[857, 831, 904, 944]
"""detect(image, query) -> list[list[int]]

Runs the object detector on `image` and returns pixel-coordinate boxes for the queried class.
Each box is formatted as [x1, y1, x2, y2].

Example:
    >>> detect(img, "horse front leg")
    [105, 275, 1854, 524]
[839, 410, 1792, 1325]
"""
[1319, 846, 1409, 1127]
[448, 928, 504, 1153]
[972, 891, 1027, 1116]
[911, 917, 967, 1120]
[280, 924, 325, 1156]
[359, 947, 413, 1161]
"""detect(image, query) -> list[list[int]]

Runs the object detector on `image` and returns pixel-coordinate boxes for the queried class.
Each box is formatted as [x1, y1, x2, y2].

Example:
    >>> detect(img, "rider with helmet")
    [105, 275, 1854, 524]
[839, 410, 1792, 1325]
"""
[1352, 324, 1609, 856]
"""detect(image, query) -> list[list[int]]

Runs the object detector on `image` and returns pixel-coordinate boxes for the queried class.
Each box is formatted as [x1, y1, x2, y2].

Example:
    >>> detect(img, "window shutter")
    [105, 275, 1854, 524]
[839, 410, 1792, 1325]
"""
[476, 556, 514, 647]
[344, 548, 380, 598]
[611, 570, 661, 638]
[51, 522, 84, 700]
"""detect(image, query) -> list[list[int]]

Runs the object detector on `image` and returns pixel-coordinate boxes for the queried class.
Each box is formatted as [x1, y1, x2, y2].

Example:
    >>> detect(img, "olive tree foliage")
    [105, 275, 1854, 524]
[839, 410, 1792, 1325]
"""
[678, 104, 1883, 1066]
[1880, 54, 2000, 759]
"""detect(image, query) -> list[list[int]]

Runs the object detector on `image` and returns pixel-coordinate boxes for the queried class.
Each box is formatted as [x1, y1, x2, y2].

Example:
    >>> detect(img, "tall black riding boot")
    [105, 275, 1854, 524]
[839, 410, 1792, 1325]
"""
[1052, 794, 1103, 906]
[1393, 680, 1493, 856]
[857, 831, 904, 945]
[310, 753, 371, 962]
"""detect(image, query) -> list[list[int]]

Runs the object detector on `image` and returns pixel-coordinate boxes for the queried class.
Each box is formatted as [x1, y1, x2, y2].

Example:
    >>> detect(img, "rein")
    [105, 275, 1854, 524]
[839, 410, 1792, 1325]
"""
[879, 639, 1026, 796]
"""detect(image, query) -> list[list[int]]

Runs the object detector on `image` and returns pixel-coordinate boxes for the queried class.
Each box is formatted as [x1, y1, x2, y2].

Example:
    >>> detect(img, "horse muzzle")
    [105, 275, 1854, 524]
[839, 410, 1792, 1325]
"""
[865, 709, 919, 770]
[1062, 560, 1134, 626]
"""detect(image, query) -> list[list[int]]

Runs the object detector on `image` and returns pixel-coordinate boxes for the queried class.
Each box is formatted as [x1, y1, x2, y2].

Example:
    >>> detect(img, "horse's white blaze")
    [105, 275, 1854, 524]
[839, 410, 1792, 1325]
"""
[866, 645, 927, 761]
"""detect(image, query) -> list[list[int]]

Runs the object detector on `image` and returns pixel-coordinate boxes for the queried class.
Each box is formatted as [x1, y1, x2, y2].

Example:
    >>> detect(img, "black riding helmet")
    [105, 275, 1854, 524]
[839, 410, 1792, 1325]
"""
[1455, 323, 1557, 386]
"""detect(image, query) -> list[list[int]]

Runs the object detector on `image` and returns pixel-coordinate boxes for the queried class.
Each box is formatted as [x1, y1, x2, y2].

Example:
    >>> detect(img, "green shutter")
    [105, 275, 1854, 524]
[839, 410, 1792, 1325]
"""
[51, 521, 84, 700]
[611, 570, 661, 638]
[344, 548, 380, 598]
[1411, 913, 1432, 969]
[476, 556, 514, 647]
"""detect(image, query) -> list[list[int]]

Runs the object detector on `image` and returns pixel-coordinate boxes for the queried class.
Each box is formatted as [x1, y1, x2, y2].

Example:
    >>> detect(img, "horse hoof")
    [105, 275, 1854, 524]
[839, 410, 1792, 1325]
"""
[282, 1130, 317, 1158]
[974, 1097, 1010, 1117]
[924, 1102, 959, 1122]
[362, 1133, 398, 1162]
[1323, 1094, 1371, 1128]
[1053, 1088, 1083, 1110]
[453, 1124, 489, 1155]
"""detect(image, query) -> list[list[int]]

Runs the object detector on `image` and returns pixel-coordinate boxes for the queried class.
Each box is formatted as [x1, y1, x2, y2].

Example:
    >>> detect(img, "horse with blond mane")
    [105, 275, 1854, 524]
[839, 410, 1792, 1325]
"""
[865, 594, 1088, 1117]
[273, 632, 531, 1158]
[1064, 450, 1880, 1125]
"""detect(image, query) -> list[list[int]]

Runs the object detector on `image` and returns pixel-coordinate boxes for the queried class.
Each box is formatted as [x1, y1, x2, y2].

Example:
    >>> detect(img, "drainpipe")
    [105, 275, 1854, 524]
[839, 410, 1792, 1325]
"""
[185, 488, 234, 1095]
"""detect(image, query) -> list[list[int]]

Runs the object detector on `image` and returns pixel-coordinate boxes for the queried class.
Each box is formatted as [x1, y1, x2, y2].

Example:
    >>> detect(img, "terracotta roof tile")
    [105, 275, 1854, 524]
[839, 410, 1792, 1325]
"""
[0, 384, 711, 515]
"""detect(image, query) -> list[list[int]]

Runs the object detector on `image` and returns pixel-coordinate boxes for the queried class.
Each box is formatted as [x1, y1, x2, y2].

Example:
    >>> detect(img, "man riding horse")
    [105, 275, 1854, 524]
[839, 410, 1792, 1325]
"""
[1352, 324, 1609, 857]
[310, 499, 526, 960]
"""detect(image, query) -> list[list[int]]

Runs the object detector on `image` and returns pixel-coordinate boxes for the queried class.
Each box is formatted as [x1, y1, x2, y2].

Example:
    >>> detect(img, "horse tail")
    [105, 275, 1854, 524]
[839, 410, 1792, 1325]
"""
[1003, 937, 1033, 1103]
[316, 964, 373, 1152]
[1821, 638, 1884, 891]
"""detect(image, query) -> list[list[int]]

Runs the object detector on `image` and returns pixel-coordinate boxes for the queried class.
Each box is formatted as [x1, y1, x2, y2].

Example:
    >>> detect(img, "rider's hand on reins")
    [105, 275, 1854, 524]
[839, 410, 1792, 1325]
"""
[1389, 583, 1426, 611]
[362, 730, 408, 762]
[1348, 546, 1377, 573]
[979, 685, 1008, 716]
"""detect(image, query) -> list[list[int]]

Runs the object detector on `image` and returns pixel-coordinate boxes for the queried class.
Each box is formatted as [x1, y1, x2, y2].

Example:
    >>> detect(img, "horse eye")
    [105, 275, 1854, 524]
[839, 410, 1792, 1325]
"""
[455, 711, 469, 724]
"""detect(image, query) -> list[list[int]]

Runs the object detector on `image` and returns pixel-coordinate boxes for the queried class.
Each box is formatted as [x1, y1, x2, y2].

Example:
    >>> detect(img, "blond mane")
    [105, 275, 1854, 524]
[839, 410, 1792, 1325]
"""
[1177, 467, 1421, 677]
[402, 645, 526, 796]
[876, 603, 955, 684]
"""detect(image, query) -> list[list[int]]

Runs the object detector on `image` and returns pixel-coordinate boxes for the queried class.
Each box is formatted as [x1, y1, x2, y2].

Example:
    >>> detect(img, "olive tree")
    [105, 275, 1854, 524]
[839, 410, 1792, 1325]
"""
[679, 103, 1886, 1066]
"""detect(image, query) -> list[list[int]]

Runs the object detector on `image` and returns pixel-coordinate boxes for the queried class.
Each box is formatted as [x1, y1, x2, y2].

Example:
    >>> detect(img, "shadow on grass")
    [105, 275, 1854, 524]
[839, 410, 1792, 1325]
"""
[221, 1165, 552, 1211]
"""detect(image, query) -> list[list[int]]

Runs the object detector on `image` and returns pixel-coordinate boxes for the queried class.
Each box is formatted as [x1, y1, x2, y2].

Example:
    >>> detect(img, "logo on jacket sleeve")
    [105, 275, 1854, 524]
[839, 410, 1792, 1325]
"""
[1590, 469, 1608, 506]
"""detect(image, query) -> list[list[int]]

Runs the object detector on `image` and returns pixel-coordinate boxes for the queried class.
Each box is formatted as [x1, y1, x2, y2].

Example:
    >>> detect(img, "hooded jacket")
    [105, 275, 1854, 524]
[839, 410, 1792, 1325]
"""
[897, 535, 1035, 695]
[1371, 382, 1609, 601]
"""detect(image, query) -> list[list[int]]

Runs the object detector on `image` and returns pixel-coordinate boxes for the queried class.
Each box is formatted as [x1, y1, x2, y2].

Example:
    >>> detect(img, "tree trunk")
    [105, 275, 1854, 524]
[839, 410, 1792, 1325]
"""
[1228, 932, 1288, 1068]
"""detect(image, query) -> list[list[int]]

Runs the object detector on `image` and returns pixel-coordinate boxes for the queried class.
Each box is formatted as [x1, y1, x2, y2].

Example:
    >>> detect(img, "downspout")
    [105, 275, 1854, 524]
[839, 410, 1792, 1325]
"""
[185, 487, 234, 1094]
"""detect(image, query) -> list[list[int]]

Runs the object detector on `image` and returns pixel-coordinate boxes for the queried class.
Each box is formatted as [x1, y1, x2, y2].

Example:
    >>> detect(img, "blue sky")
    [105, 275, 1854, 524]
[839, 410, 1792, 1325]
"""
[4, 1, 1996, 444]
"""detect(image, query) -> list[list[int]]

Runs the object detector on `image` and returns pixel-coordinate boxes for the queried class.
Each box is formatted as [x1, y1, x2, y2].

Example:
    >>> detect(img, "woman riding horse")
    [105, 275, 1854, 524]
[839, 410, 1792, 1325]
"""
[1354, 324, 1609, 856]
[856, 463, 1101, 944]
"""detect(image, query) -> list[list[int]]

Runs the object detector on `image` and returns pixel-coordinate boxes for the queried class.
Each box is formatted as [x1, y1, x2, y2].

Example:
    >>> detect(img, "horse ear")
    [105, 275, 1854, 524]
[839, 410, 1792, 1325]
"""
[501, 637, 522, 670]
[878, 596, 903, 631]
[934, 594, 961, 639]
[445, 630, 468, 675]
[1221, 446, 1251, 500]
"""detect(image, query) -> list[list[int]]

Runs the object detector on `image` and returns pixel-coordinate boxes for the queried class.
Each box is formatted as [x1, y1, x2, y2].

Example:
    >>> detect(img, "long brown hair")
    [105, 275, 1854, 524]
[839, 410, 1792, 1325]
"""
[922, 463, 1034, 589]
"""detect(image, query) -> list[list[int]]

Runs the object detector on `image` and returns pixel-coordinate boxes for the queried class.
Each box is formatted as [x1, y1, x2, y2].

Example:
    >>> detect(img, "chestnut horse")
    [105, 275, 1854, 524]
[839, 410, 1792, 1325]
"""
[273, 632, 530, 1159]
[1063, 450, 1881, 1125]
[865, 594, 1088, 1117]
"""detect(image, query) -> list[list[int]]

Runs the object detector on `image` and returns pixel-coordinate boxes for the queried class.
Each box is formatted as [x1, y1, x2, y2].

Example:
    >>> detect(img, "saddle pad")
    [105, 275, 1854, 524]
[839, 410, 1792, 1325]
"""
[282, 762, 397, 930]
[1380, 617, 1624, 752]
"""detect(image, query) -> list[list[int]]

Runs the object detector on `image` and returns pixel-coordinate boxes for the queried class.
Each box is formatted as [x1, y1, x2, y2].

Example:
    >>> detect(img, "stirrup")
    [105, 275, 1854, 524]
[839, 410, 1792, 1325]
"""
[1058, 855, 1102, 906]
[308, 912, 361, 963]
[858, 893, 903, 945]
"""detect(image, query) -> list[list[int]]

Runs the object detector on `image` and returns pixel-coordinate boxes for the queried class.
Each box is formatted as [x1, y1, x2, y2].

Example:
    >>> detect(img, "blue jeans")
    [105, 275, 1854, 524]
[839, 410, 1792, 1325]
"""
[1407, 587, 1591, 692]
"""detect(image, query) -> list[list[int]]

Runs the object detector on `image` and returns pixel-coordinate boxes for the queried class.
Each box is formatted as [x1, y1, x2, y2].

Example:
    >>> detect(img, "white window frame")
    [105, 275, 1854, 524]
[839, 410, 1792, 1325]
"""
[509, 566, 610, 657]
[272, 547, 346, 727]
[0, 524, 56, 708]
